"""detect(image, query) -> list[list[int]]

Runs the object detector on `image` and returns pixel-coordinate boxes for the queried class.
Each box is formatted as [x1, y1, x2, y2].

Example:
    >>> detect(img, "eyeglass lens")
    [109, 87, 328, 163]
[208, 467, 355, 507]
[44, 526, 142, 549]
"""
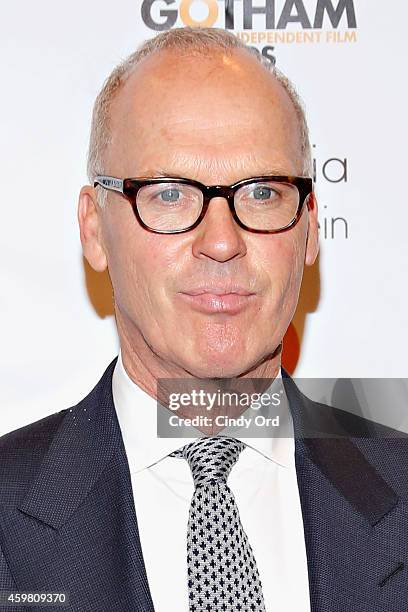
[136, 180, 301, 232]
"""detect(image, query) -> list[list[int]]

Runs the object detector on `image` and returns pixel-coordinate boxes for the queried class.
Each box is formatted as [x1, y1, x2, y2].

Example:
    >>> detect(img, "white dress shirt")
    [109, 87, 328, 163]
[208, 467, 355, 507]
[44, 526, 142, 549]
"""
[112, 350, 311, 611]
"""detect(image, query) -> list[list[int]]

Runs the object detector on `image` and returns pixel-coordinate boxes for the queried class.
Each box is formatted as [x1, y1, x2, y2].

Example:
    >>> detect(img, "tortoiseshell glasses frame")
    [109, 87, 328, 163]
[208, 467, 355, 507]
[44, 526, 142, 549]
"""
[94, 175, 314, 235]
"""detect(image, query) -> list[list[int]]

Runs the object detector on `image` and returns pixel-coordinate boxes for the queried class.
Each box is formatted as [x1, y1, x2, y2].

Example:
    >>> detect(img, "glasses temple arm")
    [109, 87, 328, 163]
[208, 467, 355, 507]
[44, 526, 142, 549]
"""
[94, 175, 124, 193]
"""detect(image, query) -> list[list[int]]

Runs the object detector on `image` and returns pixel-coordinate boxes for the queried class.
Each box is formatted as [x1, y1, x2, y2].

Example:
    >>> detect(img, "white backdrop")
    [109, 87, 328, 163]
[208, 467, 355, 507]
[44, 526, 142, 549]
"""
[1, 0, 407, 435]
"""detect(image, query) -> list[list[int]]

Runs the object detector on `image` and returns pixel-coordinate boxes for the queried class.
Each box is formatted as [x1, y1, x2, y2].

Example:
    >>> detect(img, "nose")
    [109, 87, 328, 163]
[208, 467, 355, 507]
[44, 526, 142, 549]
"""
[191, 197, 247, 263]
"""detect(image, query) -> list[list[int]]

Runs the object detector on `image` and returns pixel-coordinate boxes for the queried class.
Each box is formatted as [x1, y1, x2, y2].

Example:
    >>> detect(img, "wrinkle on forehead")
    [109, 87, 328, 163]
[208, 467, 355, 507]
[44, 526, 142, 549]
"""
[140, 151, 296, 182]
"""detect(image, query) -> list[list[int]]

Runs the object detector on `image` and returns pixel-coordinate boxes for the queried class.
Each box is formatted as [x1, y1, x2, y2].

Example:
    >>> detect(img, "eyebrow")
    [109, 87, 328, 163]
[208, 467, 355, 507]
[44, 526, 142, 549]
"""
[137, 168, 296, 180]
[142, 169, 187, 179]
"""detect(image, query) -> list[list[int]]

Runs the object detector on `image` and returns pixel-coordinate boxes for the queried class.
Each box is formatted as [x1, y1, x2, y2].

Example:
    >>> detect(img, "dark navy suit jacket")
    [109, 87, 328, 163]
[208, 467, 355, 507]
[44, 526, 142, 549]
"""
[1, 356, 408, 611]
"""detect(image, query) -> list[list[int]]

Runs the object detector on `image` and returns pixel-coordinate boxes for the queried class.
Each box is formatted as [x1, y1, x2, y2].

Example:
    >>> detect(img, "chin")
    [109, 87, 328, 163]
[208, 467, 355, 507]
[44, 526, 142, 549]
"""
[181, 354, 250, 379]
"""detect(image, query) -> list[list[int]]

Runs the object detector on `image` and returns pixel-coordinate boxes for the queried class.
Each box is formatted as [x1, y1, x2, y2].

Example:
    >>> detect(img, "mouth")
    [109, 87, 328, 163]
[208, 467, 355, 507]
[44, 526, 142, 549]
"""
[178, 289, 257, 315]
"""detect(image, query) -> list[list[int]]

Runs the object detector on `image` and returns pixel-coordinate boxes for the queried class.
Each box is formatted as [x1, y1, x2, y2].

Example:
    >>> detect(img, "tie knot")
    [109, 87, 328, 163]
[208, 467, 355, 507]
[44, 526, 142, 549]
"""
[172, 436, 245, 488]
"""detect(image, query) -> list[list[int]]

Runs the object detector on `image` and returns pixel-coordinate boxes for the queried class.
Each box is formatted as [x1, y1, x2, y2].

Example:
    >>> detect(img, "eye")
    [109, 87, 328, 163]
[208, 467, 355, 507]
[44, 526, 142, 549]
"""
[159, 188, 181, 202]
[252, 186, 277, 200]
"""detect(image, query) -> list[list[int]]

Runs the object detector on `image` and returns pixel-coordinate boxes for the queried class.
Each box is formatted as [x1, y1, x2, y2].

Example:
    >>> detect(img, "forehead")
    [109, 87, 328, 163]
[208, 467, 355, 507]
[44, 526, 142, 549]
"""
[106, 48, 303, 178]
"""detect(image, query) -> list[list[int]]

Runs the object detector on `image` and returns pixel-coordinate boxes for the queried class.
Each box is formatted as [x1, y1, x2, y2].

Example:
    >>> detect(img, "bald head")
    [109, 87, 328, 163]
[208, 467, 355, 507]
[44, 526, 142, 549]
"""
[87, 27, 312, 203]
[104, 47, 304, 187]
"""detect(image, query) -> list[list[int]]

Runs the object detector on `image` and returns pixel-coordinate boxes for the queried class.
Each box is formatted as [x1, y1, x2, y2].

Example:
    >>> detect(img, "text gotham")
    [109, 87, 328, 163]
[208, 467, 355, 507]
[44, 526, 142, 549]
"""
[141, 0, 357, 31]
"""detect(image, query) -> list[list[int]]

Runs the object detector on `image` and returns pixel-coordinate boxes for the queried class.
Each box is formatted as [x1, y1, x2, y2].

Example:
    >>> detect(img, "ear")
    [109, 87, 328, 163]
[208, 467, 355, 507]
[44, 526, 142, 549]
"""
[304, 192, 319, 266]
[77, 186, 108, 272]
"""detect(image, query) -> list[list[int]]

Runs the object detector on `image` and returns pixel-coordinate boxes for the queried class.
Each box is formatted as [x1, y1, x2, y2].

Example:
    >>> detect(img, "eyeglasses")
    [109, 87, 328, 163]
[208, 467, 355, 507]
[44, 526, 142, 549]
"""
[94, 175, 313, 234]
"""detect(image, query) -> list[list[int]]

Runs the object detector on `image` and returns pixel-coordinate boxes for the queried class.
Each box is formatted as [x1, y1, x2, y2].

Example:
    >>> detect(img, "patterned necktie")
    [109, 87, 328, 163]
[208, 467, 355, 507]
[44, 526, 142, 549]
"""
[171, 436, 266, 612]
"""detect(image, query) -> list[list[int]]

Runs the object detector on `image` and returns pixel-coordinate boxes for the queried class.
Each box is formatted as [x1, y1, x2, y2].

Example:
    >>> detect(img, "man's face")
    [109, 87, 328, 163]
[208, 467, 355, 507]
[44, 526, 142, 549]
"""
[81, 48, 318, 378]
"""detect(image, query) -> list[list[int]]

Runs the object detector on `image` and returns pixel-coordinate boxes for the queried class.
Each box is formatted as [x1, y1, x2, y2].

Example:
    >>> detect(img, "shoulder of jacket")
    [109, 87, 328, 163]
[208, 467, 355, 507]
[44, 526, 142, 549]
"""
[0, 409, 69, 500]
[0, 409, 68, 453]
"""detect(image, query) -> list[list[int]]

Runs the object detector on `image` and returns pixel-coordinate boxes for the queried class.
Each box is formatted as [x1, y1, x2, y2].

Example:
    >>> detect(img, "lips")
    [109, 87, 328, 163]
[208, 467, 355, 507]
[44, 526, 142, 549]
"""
[179, 289, 257, 314]
[182, 287, 254, 296]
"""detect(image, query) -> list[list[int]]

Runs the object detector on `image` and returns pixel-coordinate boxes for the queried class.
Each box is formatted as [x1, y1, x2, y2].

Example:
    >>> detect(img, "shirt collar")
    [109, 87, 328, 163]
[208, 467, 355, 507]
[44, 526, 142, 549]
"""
[112, 349, 294, 473]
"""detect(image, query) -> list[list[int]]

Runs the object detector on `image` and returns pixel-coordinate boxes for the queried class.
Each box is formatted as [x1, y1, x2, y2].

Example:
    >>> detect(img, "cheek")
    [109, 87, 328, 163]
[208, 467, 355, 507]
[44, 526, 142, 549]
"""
[253, 229, 306, 310]
[101, 214, 152, 308]
[106, 221, 186, 318]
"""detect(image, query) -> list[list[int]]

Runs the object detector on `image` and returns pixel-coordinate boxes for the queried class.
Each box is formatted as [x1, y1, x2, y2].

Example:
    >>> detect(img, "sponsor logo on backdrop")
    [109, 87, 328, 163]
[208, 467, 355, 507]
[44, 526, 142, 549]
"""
[142, 0, 357, 65]
[313, 144, 349, 240]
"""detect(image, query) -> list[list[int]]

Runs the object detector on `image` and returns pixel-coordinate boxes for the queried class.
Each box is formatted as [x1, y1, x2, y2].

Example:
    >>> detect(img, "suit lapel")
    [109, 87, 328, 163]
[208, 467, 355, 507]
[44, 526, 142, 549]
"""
[282, 370, 408, 611]
[0, 357, 154, 612]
